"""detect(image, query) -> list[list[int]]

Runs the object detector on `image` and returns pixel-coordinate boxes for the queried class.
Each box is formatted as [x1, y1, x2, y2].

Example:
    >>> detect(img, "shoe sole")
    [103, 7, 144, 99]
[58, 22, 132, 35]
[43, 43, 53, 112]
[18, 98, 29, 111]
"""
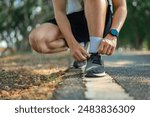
[80, 65, 86, 73]
[69, 65, 86, 74]
[84, 72, 106, 78]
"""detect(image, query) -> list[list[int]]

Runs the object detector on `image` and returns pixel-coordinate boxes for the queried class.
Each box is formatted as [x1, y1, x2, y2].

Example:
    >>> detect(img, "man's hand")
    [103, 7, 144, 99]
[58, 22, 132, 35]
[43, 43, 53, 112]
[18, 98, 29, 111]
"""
[98, 34, 117, 55]
[70, 42, 90, 61]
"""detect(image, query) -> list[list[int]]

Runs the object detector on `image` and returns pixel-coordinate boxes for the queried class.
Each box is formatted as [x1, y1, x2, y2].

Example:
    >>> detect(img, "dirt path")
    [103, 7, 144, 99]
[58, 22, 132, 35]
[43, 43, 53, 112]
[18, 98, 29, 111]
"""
[0, 52, 69, 99]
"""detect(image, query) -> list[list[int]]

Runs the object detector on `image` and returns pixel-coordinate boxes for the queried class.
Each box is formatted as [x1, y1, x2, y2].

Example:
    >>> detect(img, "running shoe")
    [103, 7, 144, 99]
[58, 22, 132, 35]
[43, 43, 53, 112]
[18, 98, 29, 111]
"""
[85, 53, 106, 77]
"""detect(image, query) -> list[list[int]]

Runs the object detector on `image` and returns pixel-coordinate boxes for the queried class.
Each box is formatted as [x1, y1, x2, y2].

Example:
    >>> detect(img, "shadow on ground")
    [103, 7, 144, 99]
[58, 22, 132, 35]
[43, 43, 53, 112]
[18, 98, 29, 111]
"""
[0, 52, 69, 100]
[104, 51, 150, 99]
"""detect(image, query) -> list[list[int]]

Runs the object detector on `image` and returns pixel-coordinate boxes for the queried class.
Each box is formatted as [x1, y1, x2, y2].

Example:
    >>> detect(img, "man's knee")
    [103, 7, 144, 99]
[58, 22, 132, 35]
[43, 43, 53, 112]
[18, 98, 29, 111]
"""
[29, 29, 59, 54]
[29, 29, 45, 53]
[29, 30, 38, 47]
[29, 23, 63, 53]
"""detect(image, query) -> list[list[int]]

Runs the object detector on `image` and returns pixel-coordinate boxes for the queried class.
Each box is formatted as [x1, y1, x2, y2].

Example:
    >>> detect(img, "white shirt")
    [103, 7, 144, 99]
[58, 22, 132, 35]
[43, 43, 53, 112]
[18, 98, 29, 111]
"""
[67, 0, 83, 14]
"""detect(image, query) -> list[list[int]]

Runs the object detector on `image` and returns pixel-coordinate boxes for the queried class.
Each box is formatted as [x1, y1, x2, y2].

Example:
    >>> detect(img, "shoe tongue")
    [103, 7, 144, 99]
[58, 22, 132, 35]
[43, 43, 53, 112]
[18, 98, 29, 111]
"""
[90, 54, 100, 64]
[90, 53, 100, 58]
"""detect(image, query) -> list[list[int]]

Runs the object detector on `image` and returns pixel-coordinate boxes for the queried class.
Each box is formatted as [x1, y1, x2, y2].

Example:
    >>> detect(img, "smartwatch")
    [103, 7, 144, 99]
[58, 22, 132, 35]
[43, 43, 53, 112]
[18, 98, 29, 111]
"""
[110, 29, 119, 38]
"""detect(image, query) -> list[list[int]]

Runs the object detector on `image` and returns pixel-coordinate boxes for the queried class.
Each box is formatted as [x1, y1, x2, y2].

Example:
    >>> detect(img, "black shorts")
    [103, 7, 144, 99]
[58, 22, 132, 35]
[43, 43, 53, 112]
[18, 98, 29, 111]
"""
[47, 5, 112, 43]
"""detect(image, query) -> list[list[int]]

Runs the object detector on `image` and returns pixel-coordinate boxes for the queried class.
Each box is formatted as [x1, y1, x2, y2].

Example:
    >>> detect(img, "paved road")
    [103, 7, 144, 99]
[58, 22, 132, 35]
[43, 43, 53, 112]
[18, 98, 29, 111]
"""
[52, 51, 150, 100]
[104, 51, 150, 100]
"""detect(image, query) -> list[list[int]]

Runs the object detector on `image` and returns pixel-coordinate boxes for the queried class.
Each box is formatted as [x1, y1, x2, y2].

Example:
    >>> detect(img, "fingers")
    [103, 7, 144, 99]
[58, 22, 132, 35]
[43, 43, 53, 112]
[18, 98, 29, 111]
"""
[98, 39, 116, 55]
[73, 47, 89, 61]
[81, 48, 90, 58]
[106, 46, 114, 55]
[73, 52, 85, 61]
[99, 39, 105, 53]
[110, 47, 115, 55]
[103, 44, 109, 54]
[78, 51, 87, 61]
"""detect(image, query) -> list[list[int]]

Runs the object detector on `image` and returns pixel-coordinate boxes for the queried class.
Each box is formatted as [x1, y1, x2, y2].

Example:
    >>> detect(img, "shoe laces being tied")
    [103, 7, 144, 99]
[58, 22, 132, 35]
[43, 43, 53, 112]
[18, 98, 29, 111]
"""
[89, 53, 102, 65]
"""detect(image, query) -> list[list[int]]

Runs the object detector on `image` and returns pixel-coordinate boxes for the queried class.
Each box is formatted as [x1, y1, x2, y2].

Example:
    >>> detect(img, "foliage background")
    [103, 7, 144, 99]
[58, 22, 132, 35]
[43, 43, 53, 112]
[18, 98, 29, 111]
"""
[0, 0, 150, 56]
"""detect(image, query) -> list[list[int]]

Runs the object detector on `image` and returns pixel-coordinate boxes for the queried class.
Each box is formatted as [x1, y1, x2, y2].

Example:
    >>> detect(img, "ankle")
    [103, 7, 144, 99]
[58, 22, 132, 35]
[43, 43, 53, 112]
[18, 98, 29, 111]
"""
[89, 36, 102, 53]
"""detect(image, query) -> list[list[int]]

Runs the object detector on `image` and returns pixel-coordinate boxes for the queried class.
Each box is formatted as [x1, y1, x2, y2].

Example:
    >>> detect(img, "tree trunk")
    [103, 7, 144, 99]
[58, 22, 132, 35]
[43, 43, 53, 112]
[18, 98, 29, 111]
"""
[19, 34, 31, 52]
[148, 18, 150, 50]
[147, 32, 150, 50]
[135, 36, 143, 50]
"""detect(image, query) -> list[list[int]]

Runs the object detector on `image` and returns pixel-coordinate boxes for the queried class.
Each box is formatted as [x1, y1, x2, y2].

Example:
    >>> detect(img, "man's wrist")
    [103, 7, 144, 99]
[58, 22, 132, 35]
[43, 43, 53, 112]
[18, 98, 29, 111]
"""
[109, 29, 119, 38]
[67, 39, 78, 48]
[105, 33, 117, 40]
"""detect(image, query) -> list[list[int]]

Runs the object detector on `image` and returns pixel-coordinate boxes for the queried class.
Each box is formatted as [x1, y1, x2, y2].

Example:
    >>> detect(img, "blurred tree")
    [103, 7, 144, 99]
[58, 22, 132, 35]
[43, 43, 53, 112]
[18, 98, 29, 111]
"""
[0, 0, 53, 54]
[119, 0, 150, 50]
[0, 0, 150, 55]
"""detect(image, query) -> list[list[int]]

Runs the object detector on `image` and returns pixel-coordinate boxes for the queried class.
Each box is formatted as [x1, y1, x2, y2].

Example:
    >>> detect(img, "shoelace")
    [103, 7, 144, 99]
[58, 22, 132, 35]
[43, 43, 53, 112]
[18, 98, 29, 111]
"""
[90, 53, 102, 65]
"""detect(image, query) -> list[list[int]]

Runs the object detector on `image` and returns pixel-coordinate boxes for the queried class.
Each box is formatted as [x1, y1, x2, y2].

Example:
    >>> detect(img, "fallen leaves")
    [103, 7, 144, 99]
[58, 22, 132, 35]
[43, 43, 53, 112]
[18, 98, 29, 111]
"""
[0, 52, 69, 100]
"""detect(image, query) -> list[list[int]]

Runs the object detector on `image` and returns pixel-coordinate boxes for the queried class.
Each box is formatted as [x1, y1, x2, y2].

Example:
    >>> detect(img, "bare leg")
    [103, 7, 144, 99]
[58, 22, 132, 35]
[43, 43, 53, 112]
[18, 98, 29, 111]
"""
[84, 0, 107, 37]
[83, 0, 108, 77]
[29, 23, 68, 54]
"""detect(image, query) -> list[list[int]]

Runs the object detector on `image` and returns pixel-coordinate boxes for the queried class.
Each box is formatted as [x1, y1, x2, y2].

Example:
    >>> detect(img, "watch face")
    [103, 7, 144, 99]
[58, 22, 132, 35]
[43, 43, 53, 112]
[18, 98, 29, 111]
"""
[111, 29, 119, 37]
